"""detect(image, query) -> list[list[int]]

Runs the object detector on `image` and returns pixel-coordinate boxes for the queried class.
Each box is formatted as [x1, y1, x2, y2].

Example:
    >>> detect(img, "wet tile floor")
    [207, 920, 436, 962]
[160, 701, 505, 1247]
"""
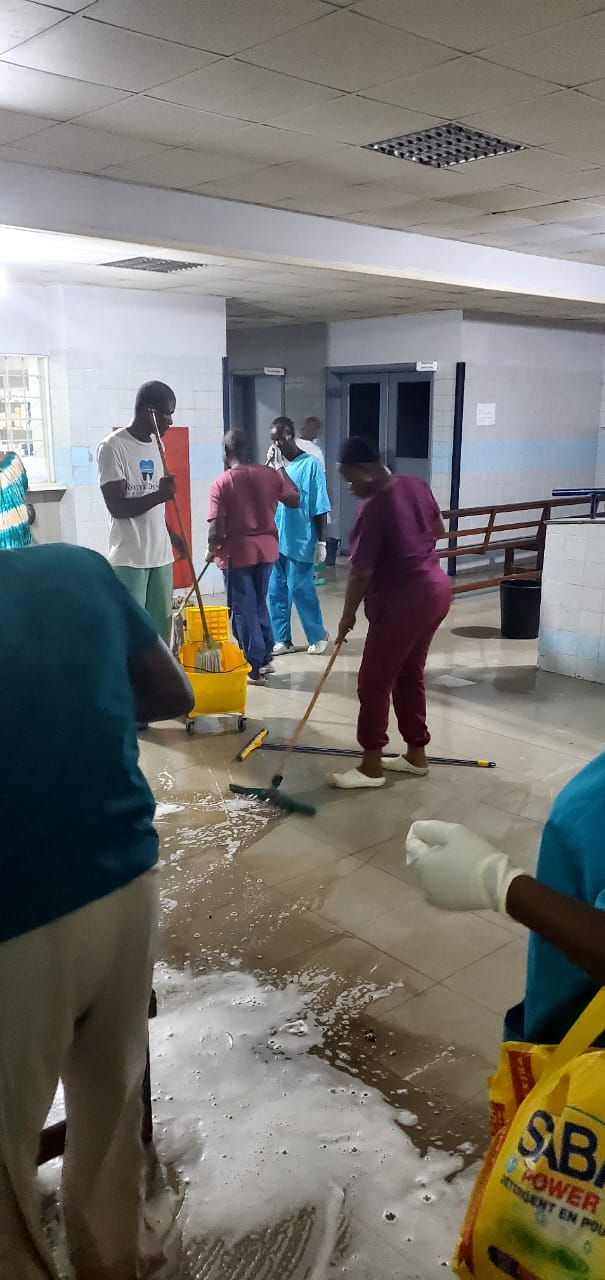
[135, 570, 605, 1276]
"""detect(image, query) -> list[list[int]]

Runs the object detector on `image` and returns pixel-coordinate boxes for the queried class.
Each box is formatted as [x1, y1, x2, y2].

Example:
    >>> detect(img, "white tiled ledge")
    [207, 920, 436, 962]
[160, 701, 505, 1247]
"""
[538, 520, 605, 683]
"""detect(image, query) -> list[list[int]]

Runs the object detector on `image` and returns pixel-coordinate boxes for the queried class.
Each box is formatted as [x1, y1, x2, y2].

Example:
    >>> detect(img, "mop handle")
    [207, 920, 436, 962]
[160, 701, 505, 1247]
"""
[276, 639, 344, 777]
[178, 561, 211, 614]
[150, 410, 212, 645]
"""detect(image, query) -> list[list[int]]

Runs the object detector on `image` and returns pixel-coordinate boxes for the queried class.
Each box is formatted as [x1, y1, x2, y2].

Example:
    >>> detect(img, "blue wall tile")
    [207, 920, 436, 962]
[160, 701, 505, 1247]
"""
[189, 444, 223, 481]
[460, 438, 597, 474]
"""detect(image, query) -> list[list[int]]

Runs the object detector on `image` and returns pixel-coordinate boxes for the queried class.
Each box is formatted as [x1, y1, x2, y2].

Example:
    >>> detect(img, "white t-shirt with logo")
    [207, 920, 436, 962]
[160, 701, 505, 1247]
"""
[97, 427, 172, 569]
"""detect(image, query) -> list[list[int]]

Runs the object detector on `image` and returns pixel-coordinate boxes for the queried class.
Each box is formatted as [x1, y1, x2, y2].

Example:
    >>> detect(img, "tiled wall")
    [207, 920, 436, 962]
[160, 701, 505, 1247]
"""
[460, 319, 604, 508]
[539, 520, 605, 682]
[10, 284, 227, 590]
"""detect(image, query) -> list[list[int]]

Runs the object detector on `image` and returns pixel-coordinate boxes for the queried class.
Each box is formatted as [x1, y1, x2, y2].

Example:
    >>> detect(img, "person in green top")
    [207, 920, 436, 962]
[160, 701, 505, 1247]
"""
[0, 449, 32, 549]
[0, 542, 193, 1278]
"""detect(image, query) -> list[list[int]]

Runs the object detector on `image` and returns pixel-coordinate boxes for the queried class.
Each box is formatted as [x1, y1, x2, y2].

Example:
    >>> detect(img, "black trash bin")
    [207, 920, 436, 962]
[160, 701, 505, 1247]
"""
[325, 536, 341, 566]
[500, 577, 541, 640]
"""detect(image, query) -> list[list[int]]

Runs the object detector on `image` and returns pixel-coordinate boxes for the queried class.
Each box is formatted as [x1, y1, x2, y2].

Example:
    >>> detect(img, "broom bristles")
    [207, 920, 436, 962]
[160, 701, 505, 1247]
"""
[194, 645, 223, 673]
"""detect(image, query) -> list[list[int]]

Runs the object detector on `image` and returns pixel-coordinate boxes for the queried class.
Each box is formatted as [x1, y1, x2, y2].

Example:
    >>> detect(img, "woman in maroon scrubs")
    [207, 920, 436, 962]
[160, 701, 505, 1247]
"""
[332, 436, 451, 790]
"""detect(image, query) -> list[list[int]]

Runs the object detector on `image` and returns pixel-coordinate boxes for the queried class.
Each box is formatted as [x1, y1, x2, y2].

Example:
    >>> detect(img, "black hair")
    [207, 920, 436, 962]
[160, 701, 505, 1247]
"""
[271, 416, 295, 435]
[134, 380, 175, 413]
[223, 428, 250, 462]
[339, 436, 380, 466]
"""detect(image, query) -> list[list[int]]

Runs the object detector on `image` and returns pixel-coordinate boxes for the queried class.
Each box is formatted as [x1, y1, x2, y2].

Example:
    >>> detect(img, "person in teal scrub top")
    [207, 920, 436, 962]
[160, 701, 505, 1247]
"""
[268, 416, 331, 656]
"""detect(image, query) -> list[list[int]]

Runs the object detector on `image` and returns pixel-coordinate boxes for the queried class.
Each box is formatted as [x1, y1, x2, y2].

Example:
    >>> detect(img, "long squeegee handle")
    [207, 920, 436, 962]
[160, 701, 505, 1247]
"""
[272, 638, 344, 785]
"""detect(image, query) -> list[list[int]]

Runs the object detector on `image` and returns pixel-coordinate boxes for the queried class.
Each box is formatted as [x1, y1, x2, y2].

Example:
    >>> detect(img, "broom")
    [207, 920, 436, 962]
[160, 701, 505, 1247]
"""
[229, 638, 344, 816]
[150, 409, 222, 674]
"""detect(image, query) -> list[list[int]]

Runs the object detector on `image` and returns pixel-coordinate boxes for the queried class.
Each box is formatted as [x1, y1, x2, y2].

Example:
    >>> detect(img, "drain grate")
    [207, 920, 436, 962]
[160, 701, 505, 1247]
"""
[364, 122, 525, 168]
[102, 256, 203, 273]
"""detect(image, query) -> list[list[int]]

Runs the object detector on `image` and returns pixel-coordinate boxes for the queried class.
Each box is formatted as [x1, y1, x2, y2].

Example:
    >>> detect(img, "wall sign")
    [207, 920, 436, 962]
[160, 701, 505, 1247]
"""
[416, 361, 438, 371]
[263, 366, 285, 376]
[476, 402, 496, 426]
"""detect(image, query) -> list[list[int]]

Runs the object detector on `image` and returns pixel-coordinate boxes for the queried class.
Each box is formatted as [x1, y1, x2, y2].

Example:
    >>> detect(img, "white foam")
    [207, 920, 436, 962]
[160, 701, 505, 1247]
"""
[151, 967, 476, 1277]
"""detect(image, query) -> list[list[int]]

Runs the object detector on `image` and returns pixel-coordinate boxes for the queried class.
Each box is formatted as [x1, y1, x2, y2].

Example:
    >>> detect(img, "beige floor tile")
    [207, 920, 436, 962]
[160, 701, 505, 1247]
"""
[443, 937, 527, 1015]
[352, 895, 512, 981]
[274, 861, 416, 930]
[238, 822, 355, 885]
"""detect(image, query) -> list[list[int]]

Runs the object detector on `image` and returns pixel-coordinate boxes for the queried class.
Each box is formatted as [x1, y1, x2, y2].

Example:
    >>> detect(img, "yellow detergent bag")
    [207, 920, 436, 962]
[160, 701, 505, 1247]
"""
[455, 988, 605, 1280]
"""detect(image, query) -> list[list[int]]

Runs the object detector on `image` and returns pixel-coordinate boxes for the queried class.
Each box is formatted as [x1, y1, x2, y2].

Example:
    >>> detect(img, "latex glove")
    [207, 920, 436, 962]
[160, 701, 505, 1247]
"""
[314, 541, 327, 565]
[405, 820, 523, 916]
[266, 443, 284, 469]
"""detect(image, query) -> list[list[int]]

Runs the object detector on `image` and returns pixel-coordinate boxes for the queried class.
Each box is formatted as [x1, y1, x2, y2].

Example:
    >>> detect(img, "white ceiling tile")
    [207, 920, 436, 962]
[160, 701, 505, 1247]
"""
[32, 1, 93, 10]
[152, 60, 340, 121]
[2, 14, 217, 91]
[461, 90, 605, 147]
[271, 95, 438, 145]
[582, 78, 605, 103]
[0, 2, 65, 56]
[440, 147, 588, 192]
[88, 0, 329, 57]
[239, 10, 455, 93]
[352, 0, 605, 54]
[196, 162, 353, 204]
[76, 96, 249, 147]
[2, 121, 167, 169]
[102, 146, 264, 188]
[481, 11, 605, 86]
[0, 61, 128, 118]
[546, 132, 605, 165]
[521, 199, 605, 223]
[215, 125, 353, 165]
[442, 186, 553, 212]
[365, 57, 556, 117]
[0, 105, 55, 142]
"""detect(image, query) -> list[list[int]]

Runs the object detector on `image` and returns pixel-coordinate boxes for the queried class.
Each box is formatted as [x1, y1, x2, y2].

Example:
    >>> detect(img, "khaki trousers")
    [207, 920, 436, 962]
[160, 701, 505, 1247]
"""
[0, 871, 158, 1280]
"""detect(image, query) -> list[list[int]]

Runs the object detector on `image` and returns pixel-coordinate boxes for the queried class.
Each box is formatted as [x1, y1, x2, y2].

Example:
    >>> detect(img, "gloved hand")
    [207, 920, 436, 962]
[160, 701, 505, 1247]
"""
[266, 443, 284, 469]
[314, 541, 327, 565]
[405, 820, 524, 916]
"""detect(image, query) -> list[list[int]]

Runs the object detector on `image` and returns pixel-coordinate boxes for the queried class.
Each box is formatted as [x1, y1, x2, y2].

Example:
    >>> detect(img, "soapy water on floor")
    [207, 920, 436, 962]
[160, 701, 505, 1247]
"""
[42, 964, 475, 1279]
[39, 786, 478, 1277]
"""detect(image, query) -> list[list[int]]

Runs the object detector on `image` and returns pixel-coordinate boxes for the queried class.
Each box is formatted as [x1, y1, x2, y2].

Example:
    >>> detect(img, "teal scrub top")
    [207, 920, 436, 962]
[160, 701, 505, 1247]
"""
[0, 543, 159, 942]
[275, 453, 331, 563]
[505, 752, 605, 1045]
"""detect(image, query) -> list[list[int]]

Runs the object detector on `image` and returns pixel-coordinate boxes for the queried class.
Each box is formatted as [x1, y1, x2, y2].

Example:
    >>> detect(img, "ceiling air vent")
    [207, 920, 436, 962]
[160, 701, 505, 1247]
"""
[364, 122, 525, 168]
[102, 256, 203, 273]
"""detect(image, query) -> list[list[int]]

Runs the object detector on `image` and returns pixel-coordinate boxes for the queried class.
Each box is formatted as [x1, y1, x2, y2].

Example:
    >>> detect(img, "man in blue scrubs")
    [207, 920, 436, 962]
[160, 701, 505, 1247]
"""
[268, 417, 331, 656]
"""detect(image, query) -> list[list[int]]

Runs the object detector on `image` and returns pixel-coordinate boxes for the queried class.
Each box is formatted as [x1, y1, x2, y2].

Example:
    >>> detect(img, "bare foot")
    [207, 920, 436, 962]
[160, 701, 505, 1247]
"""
[405, 745, 427, 770]
[359, 748, 384, 779]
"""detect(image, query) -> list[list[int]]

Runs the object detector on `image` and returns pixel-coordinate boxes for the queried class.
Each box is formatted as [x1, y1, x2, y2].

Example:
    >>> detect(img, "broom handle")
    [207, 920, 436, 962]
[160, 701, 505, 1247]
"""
[149, 411, 212, 645]
[278, 639, 344, 773]
[179, 560, 210, 614]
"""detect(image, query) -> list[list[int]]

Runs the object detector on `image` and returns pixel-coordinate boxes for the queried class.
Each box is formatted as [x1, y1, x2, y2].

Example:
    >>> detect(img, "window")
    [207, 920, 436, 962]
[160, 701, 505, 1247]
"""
[0, 356, 53, 483]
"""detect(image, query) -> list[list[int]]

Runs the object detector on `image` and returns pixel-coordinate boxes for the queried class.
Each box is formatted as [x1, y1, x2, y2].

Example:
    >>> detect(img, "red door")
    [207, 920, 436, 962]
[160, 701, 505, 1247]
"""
[163, 427, 192, 589]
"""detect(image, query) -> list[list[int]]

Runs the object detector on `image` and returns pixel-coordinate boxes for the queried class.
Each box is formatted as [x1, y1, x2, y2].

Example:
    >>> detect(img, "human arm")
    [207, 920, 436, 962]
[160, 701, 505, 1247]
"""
[167, 525, 186, 559]
[336, 567, 372, 644]
[432, 512, 446, 540]
[129, 637, 194, 723]
[309, 460, 330, 560]
[406, 820, 605, 987]
[101, 476, 175, 518]
[207, 478, 226, 557]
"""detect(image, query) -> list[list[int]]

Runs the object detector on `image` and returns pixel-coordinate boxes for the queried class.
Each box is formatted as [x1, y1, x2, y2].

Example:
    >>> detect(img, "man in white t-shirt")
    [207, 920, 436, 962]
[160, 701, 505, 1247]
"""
[97, 380, 183, 643]
[296, 416, 325, 469]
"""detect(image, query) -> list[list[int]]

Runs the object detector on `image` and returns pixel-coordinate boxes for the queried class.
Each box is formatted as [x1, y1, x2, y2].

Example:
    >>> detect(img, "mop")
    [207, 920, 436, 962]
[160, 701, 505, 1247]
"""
[257, 743, 496, 768]
[150, 410, 222, 673]
[229, 639, 344, 816]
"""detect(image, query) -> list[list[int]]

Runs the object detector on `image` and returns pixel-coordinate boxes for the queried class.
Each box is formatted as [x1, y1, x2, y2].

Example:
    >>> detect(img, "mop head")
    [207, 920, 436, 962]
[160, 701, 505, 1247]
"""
[194, 644, 223, 673]
[229, 783, 316, 817]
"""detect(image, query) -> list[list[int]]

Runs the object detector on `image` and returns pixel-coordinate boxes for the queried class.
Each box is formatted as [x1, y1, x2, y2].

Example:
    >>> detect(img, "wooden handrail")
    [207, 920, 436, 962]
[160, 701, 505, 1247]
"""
[437, 494, 603, 593]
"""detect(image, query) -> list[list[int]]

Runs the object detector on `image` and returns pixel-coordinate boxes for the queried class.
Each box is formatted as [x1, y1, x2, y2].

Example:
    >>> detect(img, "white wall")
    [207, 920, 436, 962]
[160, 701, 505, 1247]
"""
[0, 283, 226, 581]
[460, 318, 605, 508]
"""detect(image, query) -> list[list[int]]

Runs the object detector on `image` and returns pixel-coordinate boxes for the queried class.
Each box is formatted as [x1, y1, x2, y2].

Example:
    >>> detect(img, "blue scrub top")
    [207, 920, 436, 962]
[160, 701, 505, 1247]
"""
[505, 751, 605, 1046]
[275, 453, 331, 563]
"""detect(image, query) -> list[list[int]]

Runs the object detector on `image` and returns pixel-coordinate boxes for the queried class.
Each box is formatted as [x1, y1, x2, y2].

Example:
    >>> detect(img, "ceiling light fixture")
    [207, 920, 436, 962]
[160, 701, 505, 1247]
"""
[102, 257, 204, 274]
[364, 122, 525, 168]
